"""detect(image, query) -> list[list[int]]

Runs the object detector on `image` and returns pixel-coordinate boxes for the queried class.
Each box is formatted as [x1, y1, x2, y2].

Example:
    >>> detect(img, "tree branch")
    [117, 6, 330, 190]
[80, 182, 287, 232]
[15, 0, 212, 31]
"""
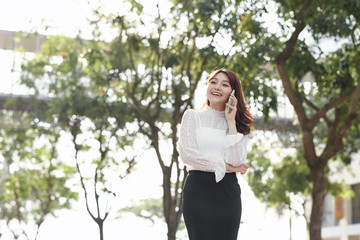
[72, 133, 96, 222]
[274, 0, 313, 124]
[308, 88, 355, 129]
[320, 82, 360, 162]
[338, 83, 360, 138]
[327, 108, 341, 146]
[186, 38, 196, 87]
[346, 81, 360, 118]
[119, 17, 144, 116]
[301, 95, 331, 126]
[274, 0, 316, 164]
[137, 121, 166, 170]
[275, 0, 312, 63]
[145, 5, 164, 113]
[180, 30, 191, 79]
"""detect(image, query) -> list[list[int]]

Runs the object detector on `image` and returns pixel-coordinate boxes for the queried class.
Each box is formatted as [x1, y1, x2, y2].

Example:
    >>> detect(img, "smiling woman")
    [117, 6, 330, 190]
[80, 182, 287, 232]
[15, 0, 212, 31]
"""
[206, 72, 233, 111]
[204, 68, 252, 135]
[0, 1, 317, 239]
[178, 68, 253, 240]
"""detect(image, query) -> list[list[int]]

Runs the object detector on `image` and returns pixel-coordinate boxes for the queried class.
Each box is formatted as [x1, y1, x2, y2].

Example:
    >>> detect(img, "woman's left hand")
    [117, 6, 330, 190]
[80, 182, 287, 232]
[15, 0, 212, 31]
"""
[226, 163, 249, 174]
[225, 94, 237, 121]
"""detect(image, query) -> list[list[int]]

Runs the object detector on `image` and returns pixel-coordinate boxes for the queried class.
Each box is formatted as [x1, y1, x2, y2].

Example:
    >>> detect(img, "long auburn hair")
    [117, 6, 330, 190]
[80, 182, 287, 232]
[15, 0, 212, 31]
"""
[203, 68, 252, 135]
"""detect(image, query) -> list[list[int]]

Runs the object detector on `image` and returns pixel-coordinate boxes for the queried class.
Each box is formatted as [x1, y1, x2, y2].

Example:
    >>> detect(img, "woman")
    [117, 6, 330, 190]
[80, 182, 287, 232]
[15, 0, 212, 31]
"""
[179, 68, 252, 240]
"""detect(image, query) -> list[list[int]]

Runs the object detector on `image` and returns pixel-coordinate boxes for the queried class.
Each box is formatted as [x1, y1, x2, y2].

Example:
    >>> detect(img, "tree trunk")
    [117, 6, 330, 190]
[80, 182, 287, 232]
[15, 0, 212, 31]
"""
[0, 157, 9, 211]
[309, 166, 326, 240]
[98, 220, 104, 240]
[163, 167, 177, 240]
[289, 206, 292, 240]
[167, 224, 177, 240]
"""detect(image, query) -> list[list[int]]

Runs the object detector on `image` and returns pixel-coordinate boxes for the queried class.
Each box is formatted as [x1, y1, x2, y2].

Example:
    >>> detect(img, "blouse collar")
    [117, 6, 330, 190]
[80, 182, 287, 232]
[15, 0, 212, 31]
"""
[206, 106, 225, 117]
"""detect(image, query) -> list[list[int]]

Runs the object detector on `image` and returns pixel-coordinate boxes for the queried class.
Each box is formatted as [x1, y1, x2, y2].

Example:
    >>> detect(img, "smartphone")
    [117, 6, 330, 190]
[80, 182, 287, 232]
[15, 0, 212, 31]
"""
[227, 90, 235, 112]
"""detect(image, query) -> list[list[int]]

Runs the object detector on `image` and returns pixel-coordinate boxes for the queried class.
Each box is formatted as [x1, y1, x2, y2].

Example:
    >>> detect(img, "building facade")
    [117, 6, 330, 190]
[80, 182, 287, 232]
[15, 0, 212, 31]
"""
[322, 152, 360, 240]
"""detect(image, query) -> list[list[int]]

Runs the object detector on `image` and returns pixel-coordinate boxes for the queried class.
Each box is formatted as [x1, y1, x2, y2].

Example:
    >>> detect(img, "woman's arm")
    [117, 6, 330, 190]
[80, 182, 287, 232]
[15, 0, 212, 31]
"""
[226, 163, 249, 174]
[224, 134, 248, 166]
[224, 94, 248, 166]
[179, 110, 223, 171]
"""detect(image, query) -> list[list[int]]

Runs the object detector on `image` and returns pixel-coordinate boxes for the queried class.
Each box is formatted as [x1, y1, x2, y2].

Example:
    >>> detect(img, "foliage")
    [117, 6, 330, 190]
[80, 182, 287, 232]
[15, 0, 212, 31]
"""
[3, 0, 359, 240]
[247, 141, 311, 212]
[17, 26, 137, 239]
[0, 111, 77, 240]
[119, 198, 164, 224]
[265, 0, 360, 239]
[106, 1, 287, 239]
[119, 197, 187, 233]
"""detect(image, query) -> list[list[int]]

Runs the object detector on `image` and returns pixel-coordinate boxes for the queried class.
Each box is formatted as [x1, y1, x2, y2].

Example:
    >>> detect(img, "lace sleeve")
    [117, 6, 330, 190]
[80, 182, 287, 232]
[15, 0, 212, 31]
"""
[179, 110, 226, 181]
[224, 134, 248, 166]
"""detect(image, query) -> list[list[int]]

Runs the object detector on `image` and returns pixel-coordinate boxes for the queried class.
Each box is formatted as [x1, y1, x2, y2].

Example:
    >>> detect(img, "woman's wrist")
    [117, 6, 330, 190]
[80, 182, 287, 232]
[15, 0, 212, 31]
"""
[227, 120, 237, 134]
[226, 163, 249, 174]
[226, 163, 234, 172]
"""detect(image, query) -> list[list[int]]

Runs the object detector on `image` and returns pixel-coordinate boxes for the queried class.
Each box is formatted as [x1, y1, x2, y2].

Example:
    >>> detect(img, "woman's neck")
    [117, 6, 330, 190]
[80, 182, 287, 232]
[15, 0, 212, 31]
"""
[209, 103, 225, 112]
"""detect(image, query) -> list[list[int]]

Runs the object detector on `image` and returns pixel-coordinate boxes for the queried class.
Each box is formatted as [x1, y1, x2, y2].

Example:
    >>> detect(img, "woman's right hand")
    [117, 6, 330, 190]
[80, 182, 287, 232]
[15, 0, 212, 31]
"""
[226, 163, 249, 174]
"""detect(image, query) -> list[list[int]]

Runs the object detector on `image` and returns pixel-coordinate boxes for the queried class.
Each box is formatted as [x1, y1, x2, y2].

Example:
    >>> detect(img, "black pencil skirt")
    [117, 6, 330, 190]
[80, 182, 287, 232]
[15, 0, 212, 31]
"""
[182, 170, 242, 240]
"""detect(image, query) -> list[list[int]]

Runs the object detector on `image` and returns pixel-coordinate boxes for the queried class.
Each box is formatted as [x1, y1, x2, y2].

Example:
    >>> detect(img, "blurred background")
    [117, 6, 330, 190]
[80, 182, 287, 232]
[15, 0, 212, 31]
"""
[0, 0, 359, 240]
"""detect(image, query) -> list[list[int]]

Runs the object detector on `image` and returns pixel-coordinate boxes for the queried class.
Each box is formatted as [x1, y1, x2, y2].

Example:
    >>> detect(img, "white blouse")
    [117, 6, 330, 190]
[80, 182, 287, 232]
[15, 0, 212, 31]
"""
[178, 107, 248, 182]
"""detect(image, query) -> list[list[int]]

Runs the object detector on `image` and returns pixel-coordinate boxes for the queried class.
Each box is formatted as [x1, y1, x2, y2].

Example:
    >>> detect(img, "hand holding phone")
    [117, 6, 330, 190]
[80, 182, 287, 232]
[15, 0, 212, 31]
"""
[227, 90, 235, 112]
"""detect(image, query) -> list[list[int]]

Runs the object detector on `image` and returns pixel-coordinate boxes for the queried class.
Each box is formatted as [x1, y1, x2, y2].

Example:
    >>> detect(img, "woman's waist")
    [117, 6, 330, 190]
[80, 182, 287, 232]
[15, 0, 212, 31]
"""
[186, 166, 234, 174]
[187, 169, 236, 175]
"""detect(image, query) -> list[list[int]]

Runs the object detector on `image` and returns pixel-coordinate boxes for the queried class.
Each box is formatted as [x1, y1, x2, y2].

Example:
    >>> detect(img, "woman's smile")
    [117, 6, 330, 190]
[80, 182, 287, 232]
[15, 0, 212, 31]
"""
[206, 72, 232, 110]
[211, 91, 222, 96]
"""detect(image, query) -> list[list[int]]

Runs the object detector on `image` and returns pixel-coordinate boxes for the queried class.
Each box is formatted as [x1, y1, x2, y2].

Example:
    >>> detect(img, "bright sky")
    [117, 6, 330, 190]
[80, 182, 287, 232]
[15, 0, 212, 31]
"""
[0, 1, 310, 240]
[0, 0, 89, 36]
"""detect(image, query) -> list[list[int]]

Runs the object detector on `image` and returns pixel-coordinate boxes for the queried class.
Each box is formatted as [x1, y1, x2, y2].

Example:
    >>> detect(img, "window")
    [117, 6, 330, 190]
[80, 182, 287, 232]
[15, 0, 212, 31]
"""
[352, 183, 360, 224]
[322, 193, 339, 227]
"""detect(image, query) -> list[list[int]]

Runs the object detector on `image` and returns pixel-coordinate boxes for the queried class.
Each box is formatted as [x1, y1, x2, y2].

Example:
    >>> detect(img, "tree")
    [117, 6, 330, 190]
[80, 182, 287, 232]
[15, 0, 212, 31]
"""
[232, 0, 360, 239]
[118, 197, 187, 233]
[272, 1, 360, 239]
[247, 135, 354, 240]
[119, 198, 164, 224]
[186, 0, 359, 239]
[246, 142, 311, 240]
[12, 1, 360, 240]
[19, 33, 137, 240]
[109, 1, 277, 239]
[0, 109, 77, 240]
[2, 1, 293, 238]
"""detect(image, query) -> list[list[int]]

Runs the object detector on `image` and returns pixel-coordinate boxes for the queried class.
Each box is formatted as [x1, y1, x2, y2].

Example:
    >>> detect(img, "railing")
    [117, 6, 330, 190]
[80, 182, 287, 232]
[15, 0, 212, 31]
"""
[0, 93, 299, 133]
[0, 30, 46, 52]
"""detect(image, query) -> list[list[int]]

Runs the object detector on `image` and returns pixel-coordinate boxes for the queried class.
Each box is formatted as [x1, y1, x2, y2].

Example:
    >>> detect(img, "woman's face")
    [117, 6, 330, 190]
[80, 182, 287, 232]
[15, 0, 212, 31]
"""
[206, 72, 232, 110]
